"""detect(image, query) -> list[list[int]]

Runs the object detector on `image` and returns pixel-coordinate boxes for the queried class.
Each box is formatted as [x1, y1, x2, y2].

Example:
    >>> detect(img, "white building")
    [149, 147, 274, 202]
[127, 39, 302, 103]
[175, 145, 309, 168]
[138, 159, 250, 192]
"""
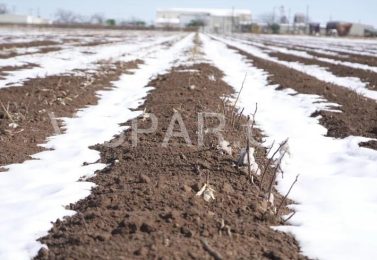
[349, 23, 375, 37]
[155, 8, 252, 33]
[0, 14, 51, 25]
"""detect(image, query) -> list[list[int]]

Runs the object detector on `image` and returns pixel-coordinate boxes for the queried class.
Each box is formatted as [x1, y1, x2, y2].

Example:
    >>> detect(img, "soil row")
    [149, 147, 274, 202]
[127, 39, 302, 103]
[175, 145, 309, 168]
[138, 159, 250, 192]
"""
[0, 59, 141, 168]
[35, 62, 307, 259]
[270, 51, 377, 91]
[0, 63, 39, 80]
[228, 46, 377, 150]
[261, 40, 377, 67]
[0, 40, 59, 50]
[0, 46, 63, 59]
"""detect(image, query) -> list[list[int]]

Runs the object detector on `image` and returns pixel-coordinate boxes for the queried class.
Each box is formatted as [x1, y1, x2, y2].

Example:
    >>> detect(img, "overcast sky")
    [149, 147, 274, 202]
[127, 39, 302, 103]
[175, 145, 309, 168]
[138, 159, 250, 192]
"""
[2, 0, 377, 26]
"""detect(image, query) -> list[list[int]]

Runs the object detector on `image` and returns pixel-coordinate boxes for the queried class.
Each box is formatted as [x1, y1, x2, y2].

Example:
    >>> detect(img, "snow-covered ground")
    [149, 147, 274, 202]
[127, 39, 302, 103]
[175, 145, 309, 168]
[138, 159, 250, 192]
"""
[232, 35, 377, 73]
[202, 34, 377, 260]
[0, 31, 182, 88]
[215, 35, 377, 101]
[1, 28, 376, 260]
[247, 34, 377, 57]
[0, 33, 194, 259]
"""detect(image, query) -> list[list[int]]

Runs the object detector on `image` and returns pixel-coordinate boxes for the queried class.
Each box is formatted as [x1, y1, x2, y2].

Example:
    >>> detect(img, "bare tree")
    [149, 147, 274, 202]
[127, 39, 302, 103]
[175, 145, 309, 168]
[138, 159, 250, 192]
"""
[90, 13, 105, 25]
[0, 4, 8, 14]
[54, 9, 81, 24]
[259, 12, 275, 25]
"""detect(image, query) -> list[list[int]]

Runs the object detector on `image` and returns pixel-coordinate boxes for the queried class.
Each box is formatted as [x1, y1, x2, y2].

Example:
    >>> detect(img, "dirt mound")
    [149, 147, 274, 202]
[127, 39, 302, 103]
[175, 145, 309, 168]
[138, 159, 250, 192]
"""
[0, 60, 141, 167]
[36, 63, 307, 259]
[231, 46, 377, 144]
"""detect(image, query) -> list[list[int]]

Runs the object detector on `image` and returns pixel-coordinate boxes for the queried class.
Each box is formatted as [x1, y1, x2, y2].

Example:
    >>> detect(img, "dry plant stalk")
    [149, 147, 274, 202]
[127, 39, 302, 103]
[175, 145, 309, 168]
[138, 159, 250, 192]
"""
[200, 238, 223, 260]
[235, 107, 244, 127]
[283, 211, 296, 223]
[266, 150, 287, 204]
[222, 97, 227, 117]
[230, 73, 247, 127]
[0, 99, 15, 123]
[259, 139, 289, 190]
[266, 140, 275, 158]
[275, 175, 299, 216]
[246, 116, 252, 180]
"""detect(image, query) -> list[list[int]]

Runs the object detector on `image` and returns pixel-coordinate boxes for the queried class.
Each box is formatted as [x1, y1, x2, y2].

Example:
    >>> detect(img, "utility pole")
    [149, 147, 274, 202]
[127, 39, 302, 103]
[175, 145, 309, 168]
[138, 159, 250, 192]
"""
[231, 6, 235, 34]
[288, 8, 291, 33]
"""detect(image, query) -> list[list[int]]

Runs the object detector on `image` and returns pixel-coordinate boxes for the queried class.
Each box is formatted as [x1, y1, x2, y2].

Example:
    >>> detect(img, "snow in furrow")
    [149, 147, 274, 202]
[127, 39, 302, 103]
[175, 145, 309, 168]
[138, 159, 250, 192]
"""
[202, 34, 377, 260]
[0, 34, 182, 88]
[214, 35, 377, 101]
[253, 34, 377, 57]
[0, 33, 194, 260]
[231, 36, 377, 73]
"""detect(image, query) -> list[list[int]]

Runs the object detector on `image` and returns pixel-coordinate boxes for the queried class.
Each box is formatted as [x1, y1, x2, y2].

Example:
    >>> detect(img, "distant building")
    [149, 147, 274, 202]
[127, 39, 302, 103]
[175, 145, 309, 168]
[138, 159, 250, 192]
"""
[0, 14, 51, 25]
[155, 8, 252, 33]
[309, 23, 320, 35]
[349, 23, 376, 37]
[326, 21, 376, 37]
[293, 13, 308, 34]
[293, 13, 307, 24]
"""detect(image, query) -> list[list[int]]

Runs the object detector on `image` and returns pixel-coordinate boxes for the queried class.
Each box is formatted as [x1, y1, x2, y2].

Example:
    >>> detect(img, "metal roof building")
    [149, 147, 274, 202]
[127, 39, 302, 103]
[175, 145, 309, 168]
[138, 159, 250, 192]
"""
[0, 14, 51, 25]
[155, 8, 252, 33]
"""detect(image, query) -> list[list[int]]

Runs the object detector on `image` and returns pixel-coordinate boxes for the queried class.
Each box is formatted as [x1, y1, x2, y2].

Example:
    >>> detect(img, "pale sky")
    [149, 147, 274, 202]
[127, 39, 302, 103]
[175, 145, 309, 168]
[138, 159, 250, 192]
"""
[2, 0, 377, 27]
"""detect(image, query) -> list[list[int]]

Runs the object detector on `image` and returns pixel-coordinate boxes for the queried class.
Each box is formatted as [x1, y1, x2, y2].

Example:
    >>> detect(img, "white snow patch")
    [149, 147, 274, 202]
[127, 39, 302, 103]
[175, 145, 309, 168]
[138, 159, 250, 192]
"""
[0, 34, 182, 88]
[202, 34, 377, 260]
[0, 33, 194, 260]
[215, 35, 377, 101]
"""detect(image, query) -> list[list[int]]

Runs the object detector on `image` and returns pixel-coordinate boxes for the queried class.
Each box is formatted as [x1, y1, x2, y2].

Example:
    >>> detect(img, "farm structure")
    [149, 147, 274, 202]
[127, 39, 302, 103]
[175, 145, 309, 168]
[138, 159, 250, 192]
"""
[0, 14, 51, 25]
[155, 8, 252, 33]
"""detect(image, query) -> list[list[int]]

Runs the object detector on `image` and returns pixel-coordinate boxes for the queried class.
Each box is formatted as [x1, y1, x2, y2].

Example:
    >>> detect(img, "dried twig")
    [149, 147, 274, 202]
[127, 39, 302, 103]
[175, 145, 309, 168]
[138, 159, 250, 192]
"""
[283, 211, 296, 223]
[230, 73, 247, 126]
[267, 150, 287, 202]
[259, 139, 288, 190]
[266, 141, 275, 158]
[0, 100, 15, 123]
[200, 238, 223, 260]
[246, 116, 252, 181]
[222, 97, 227, 117]
[235, 107, 244, 127]
[275, 175, 299, 216]
[250, 103, 258, 130]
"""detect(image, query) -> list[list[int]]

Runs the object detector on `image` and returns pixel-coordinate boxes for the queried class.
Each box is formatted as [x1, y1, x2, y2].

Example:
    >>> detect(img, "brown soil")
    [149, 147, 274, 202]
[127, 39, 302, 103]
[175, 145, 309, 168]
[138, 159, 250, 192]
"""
[262, 41, 377, 68]
[38, 47, 62, 53]
[332, 51, 377, 68]
[36, 63, 307, 259]
[78, 41, 116, 47]
[0, 40, 59, 50]
[0, 46, 62, 59]
[0, 63, 39, 80]
[229, 46, 377, 142]
[0, 60, 141, 168]
[270, 52, 377, 91]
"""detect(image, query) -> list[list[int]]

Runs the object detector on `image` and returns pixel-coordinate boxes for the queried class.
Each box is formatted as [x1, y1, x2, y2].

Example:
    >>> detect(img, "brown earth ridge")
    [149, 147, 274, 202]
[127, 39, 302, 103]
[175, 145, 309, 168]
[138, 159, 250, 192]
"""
[0, 60, 142, 168]
[36, 62, 308, 259]
[227, 45, 377, 150]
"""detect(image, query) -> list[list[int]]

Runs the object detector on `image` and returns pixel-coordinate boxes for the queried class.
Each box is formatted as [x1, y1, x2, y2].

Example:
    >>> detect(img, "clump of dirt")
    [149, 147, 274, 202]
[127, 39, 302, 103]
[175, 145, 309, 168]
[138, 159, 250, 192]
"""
[230, 46, 377, 144]
[36, 63, 307, 259]
[0, 60, 142, 167]
[359, 140, 377, 150]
